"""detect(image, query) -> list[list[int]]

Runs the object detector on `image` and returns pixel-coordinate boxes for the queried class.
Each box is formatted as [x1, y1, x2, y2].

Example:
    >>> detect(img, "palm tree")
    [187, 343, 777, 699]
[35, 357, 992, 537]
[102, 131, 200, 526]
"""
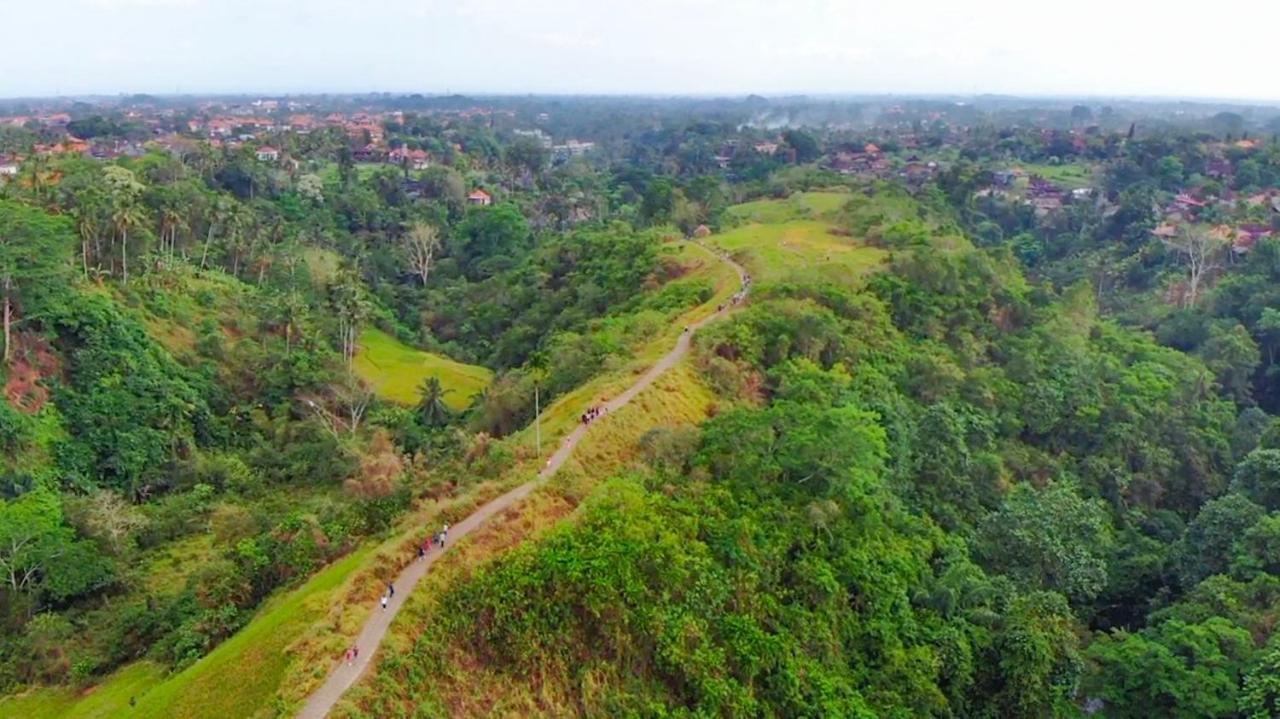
[202, 196, 233, 270]
[71, 201, 102, 280]
[416, 376, 453, 428]
[103, 166, 145, 284]
[110, 201, 144, 285]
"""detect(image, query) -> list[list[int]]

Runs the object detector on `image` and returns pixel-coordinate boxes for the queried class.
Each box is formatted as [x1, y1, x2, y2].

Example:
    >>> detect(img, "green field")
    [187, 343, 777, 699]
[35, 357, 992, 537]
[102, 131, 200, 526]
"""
[714, 192, 886, 284]
[1010, 162, 1096, 189]
[726, 189, 851, 224]
[0, 661, 166, 719]
[352, 328, 492, 411]
[0, 546, 377, 719]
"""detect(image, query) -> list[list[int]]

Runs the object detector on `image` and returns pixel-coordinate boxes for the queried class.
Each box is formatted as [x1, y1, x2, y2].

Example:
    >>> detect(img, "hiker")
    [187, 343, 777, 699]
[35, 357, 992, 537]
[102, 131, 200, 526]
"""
[345, 647, 354, 666]
[418, 544, 425, 561]
[380, 594, 388, 610]
[354, 646, 359, 660]
[443, 522, 450, 540]
[388, 581, 395, 598]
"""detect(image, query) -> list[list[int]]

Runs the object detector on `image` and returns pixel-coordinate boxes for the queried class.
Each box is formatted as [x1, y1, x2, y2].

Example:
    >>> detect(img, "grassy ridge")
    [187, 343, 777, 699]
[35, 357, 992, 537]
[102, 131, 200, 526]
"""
[0, 547, 373, 719]
[332, 195, 899, 714]
[715, 191, 886, 285]
[352, 328, 492, 411]
[335, 364, 722, 717]
[2, 237, 739, 719]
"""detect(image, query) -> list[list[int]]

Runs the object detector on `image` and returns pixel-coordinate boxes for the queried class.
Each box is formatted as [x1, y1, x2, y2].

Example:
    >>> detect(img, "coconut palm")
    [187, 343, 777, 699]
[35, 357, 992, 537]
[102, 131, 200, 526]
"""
[417, 376, 454, 428]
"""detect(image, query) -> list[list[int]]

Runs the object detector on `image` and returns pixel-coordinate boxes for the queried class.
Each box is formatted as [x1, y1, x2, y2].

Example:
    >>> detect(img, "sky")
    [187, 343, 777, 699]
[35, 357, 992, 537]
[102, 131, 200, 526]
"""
[3, 0, 1280, 101]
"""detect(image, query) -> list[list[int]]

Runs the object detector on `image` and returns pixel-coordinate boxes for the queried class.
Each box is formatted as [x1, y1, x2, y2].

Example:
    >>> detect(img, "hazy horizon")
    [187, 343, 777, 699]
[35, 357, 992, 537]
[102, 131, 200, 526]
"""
[4, 0, 1280, 102]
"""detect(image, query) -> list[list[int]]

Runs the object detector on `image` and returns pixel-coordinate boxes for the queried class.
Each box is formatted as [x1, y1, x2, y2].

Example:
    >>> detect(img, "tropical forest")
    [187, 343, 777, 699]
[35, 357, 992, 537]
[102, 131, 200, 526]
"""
[3, 91, 1280, 719]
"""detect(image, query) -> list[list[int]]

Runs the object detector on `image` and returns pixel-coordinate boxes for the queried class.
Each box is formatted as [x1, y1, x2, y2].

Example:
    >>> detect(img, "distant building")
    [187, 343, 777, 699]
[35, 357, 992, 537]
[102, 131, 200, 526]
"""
[1234, 223, 1273, 254]
[0, 162, 18, 178]
[389, 147, 431, 169]
[256, 146, 280, 162]
[513, 128, 552, 149]
[551, 139, 595, 161]
[467, 188, 492, 206]
[753, 141, 779, 155]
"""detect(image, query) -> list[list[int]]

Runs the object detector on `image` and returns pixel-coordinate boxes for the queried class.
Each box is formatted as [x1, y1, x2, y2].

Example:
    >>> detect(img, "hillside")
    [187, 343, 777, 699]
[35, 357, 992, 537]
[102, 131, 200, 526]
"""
[0, 232, 741, 719]
[324, 193, 908, 715]
[6, 94, 1280, 719]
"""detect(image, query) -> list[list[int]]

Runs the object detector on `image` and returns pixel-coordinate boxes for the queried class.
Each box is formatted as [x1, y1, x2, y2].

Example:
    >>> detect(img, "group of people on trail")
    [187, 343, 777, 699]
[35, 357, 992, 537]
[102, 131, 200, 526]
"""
[580, 405, 606, 425]
[416, 522, 450, 560]
[718, 274, 751, 312]
[375, 522, 450, 619]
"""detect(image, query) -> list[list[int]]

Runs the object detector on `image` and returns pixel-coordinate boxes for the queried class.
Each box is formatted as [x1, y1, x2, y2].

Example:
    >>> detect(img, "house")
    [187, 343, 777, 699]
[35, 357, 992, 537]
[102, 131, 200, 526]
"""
[1151, 223, 1179, 240]
[753, 141, 779, 155]
[1174, 193, 1206, 211]
[1071, 187, 1094, 201]
[389, 147, 431, 170]
[467, 188, 492, 206]
[1233, 224, 1273, 254]
[256, 146, 280, 162]
[406, 149, 430, 170]
[1206, 158, 1233, 179]
[0, 161, 18, 178]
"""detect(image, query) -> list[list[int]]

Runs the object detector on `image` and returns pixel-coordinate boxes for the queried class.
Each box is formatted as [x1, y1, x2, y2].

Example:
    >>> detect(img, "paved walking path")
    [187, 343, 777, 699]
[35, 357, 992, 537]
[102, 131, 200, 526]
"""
[296, 244, 748, 718]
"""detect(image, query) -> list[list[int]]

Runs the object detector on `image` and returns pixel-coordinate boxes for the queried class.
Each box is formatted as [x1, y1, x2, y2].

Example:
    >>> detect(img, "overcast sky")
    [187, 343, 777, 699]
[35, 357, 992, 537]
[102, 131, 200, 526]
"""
[3, 0, 1279, 101]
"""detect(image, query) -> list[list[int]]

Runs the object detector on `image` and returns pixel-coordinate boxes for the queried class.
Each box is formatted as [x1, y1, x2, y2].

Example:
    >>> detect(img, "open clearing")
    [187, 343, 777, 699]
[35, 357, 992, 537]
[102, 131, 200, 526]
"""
[713, 191, 886, 284]
[352, 328, 492, 411]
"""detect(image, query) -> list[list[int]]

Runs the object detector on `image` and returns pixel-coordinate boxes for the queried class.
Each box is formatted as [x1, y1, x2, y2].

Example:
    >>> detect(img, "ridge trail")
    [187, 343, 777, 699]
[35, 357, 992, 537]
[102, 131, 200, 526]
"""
[296, 243, 748, 718]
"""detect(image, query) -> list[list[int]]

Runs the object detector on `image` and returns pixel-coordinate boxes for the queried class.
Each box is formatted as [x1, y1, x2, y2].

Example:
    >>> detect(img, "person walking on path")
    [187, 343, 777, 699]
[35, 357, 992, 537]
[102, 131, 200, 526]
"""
[344, 647, 354, 666]
[380, 594, 388, 611]
[388, 581, 395, 598]
[417, 544, 425, 561]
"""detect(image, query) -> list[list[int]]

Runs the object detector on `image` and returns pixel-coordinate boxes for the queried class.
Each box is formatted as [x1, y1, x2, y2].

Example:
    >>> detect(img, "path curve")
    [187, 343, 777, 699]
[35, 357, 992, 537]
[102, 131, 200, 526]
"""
[297, 243, 748, 718]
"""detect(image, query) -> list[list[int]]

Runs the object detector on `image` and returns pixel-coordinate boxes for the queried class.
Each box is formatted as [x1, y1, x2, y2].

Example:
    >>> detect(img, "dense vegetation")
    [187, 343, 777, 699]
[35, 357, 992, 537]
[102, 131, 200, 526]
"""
[7, 94, 1280, 717]
[347, 191, 1280, 718]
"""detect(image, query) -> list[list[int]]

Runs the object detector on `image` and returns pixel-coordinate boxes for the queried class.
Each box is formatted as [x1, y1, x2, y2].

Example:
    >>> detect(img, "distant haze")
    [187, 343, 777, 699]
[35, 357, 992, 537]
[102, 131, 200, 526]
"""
[4, 0, 1280, 101]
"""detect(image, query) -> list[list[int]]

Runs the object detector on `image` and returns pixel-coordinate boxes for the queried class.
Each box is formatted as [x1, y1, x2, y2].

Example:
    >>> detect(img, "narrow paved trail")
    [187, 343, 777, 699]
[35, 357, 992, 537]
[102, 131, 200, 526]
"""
[296, 244, 748, 718]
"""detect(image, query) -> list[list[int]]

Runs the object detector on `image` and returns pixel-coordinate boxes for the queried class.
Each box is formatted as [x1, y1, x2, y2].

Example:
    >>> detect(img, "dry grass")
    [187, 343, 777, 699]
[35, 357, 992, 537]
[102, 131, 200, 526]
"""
[334, 363, 720, 718]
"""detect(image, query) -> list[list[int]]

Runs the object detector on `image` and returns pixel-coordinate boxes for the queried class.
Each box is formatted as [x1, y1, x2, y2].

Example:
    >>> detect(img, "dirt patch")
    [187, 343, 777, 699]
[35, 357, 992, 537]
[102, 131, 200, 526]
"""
[4, 334, 58, 414]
